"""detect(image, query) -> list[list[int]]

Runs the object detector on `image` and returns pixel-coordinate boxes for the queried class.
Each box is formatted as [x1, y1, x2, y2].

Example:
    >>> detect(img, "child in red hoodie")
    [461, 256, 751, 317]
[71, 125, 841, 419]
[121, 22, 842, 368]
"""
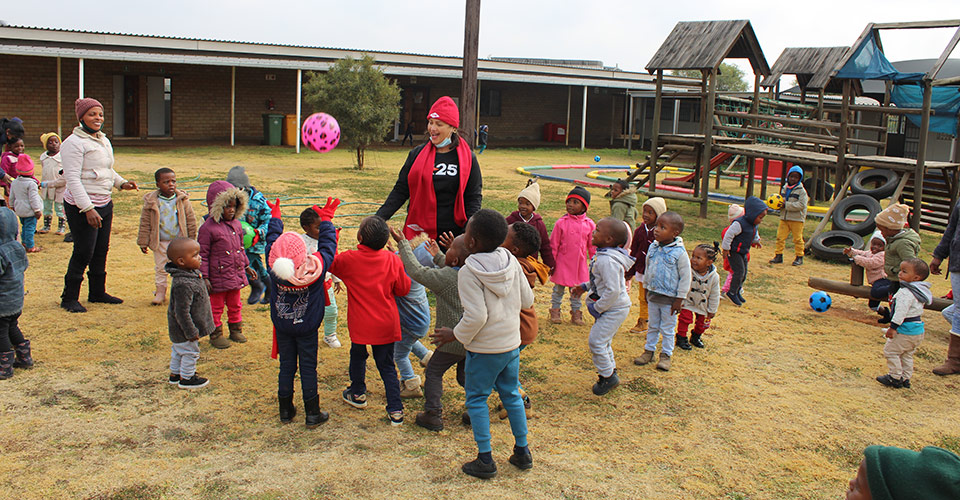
[329, 216, 412, 426]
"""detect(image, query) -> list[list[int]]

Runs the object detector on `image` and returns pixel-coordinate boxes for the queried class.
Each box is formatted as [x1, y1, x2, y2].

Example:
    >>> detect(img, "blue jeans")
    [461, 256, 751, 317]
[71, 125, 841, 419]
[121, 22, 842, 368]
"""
[464, 349, 528, 454]
[646, 301, 678, 356]
[349, 342, 403, 412]
[19, 216, 37, 249]
[588, 304, 631, 377]
[276, 329, 319, 400]
[395, 329, 429, 381]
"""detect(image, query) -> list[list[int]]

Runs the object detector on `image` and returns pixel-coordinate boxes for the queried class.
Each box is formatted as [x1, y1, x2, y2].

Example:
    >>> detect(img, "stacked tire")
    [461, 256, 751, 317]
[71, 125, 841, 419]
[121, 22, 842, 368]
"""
[810, 169, 897, 262]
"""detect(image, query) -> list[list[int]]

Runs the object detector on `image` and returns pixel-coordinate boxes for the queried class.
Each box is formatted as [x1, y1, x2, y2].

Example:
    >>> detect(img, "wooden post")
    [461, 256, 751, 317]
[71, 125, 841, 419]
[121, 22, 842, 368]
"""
[879, 81, 892, 155]
[78, 57, 84, 98]
[295, 69, 302, 154]
[565, 86, 571, 147]
[230, 66, 236, 147]
[580, 85, 588, 151]
[460, 0, 480, 147]
[56, 57, 62, 137]
[700, 68, 718, 218]
[837, 80, 852, 197]
[627, 95, 634, 155]
[760, 158, 770, 199]
[912, 80, 933, 230]
[648, 70, 663, 195]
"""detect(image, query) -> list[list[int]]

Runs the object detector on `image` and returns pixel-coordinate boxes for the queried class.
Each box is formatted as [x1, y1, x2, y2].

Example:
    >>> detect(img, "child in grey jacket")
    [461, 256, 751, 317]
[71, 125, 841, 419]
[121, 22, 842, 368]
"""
[580, 218, 634, 395]
[676, 243, 721, 350]
[166, 237, 216, 389]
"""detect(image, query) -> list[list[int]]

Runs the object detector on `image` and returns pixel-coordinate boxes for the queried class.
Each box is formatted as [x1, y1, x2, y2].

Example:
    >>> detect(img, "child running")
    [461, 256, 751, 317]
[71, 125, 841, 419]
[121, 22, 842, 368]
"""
[198, 181, 256, 349]
[37, 132, 65, 235]
[432, 208, 533, 479]
[0, 207, 34, 380]
[721, 196, 766, 306]
[873, 203, 921, 324]
[843, 230, 887, 313]
[505, 179, 554, 269]
[877, 258, 932, 389]
[769, 165, 807, 266]
[265, 198, 339, 427]
[634, 211, 690, 372]
[549, 185, 595, 325]
[165, 237, 214, 389]
[676, 243, 721, 350]
[8, 155, 42, 253]
[138, 168, 198, 305]
[298, 207, 342, 348]
[329, 216, 411, 426]
[720, 204, 744, 295]
[581, 218, 634, 395]
[627, 197, 666, 333]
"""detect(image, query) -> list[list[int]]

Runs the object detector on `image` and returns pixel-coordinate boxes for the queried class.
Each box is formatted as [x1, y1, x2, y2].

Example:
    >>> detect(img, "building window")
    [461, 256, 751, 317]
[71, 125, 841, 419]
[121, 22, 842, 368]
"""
[479, 89, 501, 117]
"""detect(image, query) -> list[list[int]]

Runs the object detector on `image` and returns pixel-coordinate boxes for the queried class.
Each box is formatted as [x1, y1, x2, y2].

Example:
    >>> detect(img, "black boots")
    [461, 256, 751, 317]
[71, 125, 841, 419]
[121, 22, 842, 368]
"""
[0, 351, 13, 380]
[247, 278, 265, 305]
[13, 340, 33, 369]
[279, 394, 296, 423]
[878, 306, 892, 324]
[38, 216, 51, 234]
[60, 278, 87, 313]
[769, 254, 783, 264]
[259, 273, 271, 304]
[87, 272, 123, 304]
[677, 335, 692, 350]
[690, 333, 705, 349]
[415, 409, 444, 431]
[304, 396, 329, 429]
[792, 256, 803, 266]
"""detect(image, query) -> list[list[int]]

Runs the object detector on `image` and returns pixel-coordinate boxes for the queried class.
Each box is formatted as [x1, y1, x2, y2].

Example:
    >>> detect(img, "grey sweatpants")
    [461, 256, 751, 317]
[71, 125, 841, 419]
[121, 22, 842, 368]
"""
[588, 304, 631, 377]
[170, 340, 200, 378]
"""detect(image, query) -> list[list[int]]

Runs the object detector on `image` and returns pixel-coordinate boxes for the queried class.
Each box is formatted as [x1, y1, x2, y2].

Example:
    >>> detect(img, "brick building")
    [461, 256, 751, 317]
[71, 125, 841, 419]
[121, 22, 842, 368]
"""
[0, 26, 697, 149]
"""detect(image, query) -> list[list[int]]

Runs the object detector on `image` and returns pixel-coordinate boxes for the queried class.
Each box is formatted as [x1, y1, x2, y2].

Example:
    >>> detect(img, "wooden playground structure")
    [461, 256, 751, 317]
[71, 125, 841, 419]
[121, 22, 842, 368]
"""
[624, 19, 960, 250]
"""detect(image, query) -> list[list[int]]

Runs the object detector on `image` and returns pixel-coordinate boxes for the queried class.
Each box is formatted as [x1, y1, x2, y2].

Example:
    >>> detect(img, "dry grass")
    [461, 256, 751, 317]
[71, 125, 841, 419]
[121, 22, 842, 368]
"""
[2, 144, 959, 500]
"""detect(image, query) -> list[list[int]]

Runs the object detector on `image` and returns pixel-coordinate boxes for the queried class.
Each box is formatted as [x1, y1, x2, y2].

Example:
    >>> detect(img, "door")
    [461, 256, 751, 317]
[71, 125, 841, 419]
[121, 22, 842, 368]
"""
[124, 75, 140, 138]
[405, 86, 430, 134]
[147, 76, 171, 137]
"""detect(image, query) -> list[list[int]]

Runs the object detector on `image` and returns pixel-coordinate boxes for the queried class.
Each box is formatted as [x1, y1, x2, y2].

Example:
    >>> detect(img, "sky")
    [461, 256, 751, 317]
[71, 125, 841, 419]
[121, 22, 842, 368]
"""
[4, 1, 959, 86]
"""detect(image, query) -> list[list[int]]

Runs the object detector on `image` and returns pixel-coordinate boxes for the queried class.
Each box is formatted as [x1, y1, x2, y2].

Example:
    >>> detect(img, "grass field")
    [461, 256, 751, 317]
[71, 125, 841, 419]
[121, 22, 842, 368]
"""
[1, 144, 958, 500]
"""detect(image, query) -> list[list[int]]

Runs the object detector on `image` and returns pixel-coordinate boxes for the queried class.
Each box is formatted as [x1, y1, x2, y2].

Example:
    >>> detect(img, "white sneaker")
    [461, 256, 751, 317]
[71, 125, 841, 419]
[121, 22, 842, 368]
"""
[420, 350, 434, 367]
[324, 335, 342, 348]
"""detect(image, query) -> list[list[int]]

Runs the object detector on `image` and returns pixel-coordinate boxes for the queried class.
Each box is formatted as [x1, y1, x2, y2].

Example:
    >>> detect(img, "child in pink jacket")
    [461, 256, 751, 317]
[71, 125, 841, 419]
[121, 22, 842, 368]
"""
[843, 230, 887, 312]
[549, 186, 595, 326]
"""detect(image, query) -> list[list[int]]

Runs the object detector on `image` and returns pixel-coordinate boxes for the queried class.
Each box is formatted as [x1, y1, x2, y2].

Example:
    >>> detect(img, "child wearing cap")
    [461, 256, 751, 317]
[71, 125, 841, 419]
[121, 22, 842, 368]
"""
[846, 445, 960, 500]
[549, 186, 596, 325]
[873, 203, 921, 324]
[506, 179, 554, 269]
[843, 230, 887, 313]
[37, 133, 66, 235]
[769, 165, 808, 266]
[8, 155, 43, 253]
[626, 196, 666, 333]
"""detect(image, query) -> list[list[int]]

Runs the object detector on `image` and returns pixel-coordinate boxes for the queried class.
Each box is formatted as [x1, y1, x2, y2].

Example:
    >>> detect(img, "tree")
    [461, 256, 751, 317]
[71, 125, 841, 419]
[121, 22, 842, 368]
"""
[671, 62, 749, 92]
[303, 55, 401, 169]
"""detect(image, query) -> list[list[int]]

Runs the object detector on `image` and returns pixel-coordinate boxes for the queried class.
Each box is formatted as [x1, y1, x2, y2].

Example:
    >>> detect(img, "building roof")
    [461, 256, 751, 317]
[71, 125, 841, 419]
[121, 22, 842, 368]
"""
[645, 20, 770, 76]
[761, 47, 849, 92]
[0, 25, 691, 91]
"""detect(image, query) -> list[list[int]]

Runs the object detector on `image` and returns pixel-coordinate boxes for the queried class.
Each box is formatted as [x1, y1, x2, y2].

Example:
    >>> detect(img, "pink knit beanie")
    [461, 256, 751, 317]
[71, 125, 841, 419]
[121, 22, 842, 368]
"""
[269, 232, 306, 280]
[15, 154, 34, 177]
[75, 97, 103, 121]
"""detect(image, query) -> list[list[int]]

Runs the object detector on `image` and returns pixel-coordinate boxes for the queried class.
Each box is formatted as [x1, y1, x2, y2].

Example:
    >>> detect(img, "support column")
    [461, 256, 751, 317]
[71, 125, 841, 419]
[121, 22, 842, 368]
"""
[295, 69, 302, 154]
[700, 69, 718, 218]
[648, 70, 663, 195]
[912, 81, 933, 230]
[580, 85, 588, 151]
[230, 66, 236, 147]
[837, 80, 852, 195]
[565, 86, 571, 147]
[627, 95, 635, 155]
[673, 98, 680, 134]
[56, 57, 62, 137]
[78, 58, 84, 98]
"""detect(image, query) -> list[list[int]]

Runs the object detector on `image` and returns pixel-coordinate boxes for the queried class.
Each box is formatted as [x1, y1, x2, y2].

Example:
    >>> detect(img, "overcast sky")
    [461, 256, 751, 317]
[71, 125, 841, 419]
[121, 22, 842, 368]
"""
[4, 1, 959, 85]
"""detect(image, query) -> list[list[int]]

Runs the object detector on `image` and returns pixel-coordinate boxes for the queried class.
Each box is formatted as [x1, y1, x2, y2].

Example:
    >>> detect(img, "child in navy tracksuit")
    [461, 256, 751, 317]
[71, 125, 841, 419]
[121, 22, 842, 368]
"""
[721, 196, 767, 307]
[264, 197, 340, 429]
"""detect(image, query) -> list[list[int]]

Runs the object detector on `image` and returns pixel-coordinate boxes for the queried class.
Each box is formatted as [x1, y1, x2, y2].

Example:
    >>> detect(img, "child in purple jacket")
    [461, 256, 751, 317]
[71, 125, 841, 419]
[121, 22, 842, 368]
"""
[198, 181, 256, 350]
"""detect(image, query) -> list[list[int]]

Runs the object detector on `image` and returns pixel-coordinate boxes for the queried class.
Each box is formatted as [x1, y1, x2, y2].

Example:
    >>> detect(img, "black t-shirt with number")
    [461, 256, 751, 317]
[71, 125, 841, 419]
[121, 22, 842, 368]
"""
[376, 142, 483, 236]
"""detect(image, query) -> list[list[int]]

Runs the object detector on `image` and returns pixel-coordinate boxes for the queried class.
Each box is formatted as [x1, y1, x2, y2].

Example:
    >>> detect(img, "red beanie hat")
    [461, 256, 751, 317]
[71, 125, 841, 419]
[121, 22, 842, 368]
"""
[75, 97, 103, 121]
[427, 96, 460, 128]
[268, 232, 307, 279]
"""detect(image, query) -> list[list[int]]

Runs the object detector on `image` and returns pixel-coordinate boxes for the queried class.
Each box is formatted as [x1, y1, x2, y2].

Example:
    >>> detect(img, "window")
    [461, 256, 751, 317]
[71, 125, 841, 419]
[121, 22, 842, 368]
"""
[479, 89, 501, 117]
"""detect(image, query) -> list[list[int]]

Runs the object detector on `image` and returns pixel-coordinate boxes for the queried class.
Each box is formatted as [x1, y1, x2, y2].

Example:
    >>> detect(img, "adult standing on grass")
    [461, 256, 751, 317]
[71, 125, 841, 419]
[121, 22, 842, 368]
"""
[377, 96, 483, 241]
[59, 98, 138, 313]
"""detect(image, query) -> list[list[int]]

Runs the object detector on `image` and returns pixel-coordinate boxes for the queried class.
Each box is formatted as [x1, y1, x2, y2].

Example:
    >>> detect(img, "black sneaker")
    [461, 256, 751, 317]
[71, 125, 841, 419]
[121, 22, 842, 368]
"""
[178, 375, 209, 389]
[877, 307, 892, 324]
[592, 371, 620, 396]
[677, 336, 692, 350]
[725, 291, 742, 307]
[876, 374, 903, 388]
[901, 379, 911, 389]
[690, 334, 705, 349]
[168, 373, 181, 385]
[508, 446, 533, 470]
[462, 457, 497, 479]
[342, 388, 367, 409]
[737, 290, 747, 304]
[792, 256, 803, 266]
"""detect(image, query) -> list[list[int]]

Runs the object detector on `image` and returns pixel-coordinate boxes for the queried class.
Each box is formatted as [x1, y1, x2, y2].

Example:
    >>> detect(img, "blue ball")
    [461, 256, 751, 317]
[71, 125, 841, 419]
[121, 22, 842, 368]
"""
[809, 291, 832, 312]
[594, 155, 601, 162]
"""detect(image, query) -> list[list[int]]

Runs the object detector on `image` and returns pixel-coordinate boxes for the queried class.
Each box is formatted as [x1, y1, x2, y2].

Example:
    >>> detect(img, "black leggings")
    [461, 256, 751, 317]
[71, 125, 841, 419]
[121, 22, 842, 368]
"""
[63, 201, 113, 283]
[0, 312, 25, 352]
[728, 252, 748, 294]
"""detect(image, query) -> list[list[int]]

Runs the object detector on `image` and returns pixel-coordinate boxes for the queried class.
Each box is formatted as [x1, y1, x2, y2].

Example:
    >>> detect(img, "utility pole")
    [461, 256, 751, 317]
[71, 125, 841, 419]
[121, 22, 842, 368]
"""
[460, 0, 480, 147]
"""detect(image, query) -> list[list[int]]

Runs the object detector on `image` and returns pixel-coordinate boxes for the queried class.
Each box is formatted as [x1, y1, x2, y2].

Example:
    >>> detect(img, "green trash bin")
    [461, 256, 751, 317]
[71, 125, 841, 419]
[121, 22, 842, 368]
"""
[262, 113, 285, 146]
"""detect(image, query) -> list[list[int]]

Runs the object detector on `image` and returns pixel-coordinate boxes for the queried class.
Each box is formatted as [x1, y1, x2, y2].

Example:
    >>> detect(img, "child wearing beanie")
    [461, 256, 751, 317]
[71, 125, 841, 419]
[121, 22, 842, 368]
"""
[846, 445, 960, 499]
[843, 230, 887, 312]
[264, 198, 340, 428]
[549, 185, 596, 325]
[8, 155, 43, 252]
[770, 165, 808, 266]
[37, 132, 66, 235]
[506, 179, 554, 269]
[873, 203, 921, 324]
[720, 204, 745, 295]
[626, 196, 666, 333]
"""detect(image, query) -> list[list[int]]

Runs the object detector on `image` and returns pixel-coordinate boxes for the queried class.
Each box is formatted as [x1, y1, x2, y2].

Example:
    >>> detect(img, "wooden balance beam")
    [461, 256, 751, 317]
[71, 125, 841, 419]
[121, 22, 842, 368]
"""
[808, 263, 951, 311]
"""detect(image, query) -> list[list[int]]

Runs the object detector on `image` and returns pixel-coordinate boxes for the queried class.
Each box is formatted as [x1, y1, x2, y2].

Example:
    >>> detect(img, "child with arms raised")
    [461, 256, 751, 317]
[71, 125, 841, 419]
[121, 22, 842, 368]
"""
[330, 216, 411, 426]
[505, 179, 554, 269]
[138, 168, 198, 305]
[843, 231, 887, 313]
[626, 197, 666, 332]
[549, 186, 595, 325]
[720, 196, 766, 306]
[433, 209, 534, 479]
[298, 207, 342, 348]
[165, 237, 214, 389]
[676, 243, 721, 350]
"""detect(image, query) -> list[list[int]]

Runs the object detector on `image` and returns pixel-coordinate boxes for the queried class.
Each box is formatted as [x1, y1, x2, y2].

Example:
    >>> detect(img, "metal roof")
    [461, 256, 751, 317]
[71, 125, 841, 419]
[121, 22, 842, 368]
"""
[0, 25, 682, 91]
[761, 47, 849, 92]
[645, 20, 770, 76]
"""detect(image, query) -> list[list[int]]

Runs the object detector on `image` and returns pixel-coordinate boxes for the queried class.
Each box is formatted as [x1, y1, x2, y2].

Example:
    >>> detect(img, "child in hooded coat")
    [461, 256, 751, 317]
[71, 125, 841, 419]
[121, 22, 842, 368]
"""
[720, 196, 767, 307]
[769, 165, 808, 266]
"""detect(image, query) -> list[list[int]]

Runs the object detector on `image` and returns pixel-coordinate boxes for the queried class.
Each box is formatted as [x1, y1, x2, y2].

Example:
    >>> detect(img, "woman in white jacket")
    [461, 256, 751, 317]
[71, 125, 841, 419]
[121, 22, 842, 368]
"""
[59, 98, 138, 313]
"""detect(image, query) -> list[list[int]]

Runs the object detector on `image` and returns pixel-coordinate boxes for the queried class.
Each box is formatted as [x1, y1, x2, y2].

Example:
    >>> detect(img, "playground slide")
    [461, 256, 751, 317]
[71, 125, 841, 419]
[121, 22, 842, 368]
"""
[665, 152, 732, 183]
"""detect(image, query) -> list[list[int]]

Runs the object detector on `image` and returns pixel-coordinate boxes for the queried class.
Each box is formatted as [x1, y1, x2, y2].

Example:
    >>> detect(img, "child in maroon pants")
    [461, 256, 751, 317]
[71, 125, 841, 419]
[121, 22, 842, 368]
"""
[676, 243, 721, 350]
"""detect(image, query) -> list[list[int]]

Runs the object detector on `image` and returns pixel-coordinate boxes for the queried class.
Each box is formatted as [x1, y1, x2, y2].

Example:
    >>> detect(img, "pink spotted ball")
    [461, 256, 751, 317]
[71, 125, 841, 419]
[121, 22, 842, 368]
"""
[301, 112, 340, 153]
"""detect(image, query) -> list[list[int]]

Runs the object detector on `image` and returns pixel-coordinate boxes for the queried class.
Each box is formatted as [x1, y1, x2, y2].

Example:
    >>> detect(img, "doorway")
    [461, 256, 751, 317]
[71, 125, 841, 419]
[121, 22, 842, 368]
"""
[403, 86, 430, 135]
[112, 75, 171, 138]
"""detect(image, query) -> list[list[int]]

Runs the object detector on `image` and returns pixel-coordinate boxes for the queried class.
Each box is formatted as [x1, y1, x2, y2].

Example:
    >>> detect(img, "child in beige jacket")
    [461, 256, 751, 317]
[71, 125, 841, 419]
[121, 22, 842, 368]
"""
[137, 168, 197, 305]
